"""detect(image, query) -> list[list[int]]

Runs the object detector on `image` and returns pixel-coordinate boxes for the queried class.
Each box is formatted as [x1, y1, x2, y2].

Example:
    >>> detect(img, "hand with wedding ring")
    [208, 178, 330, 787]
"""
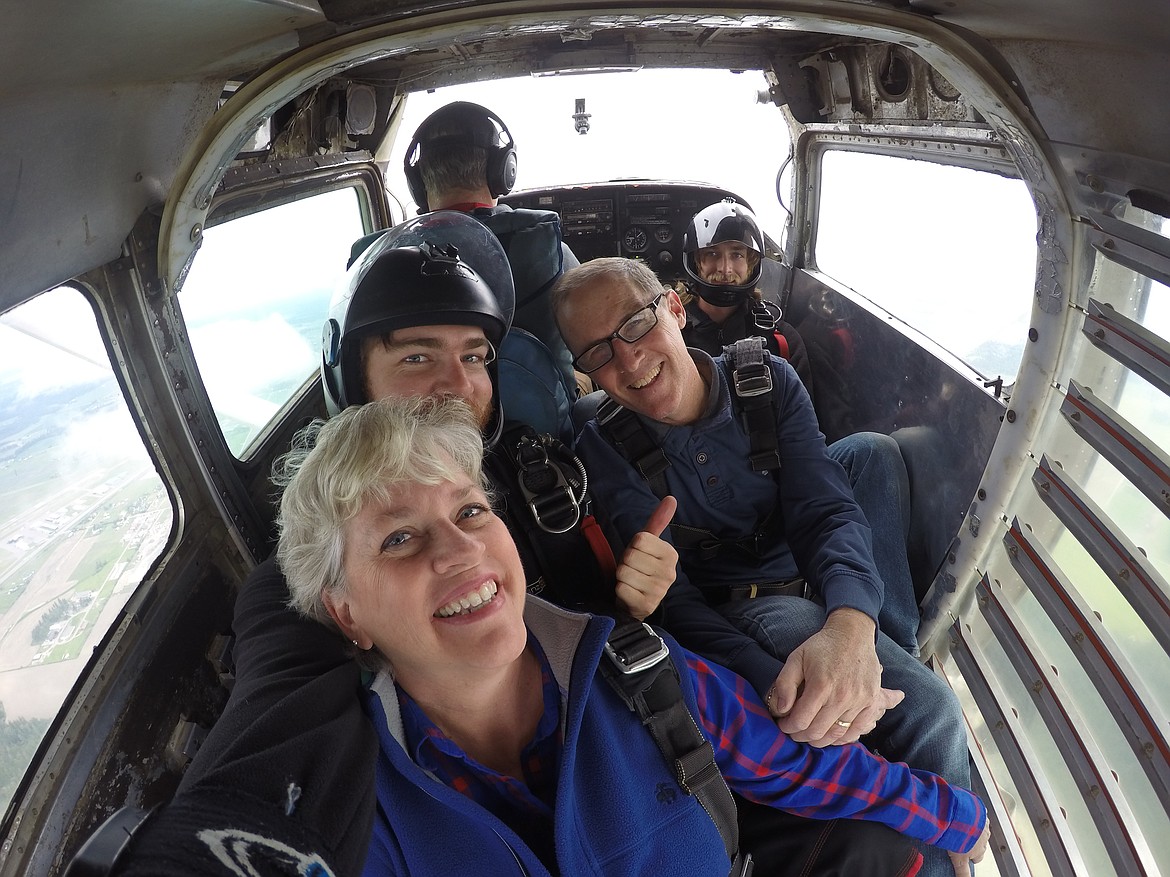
[763, 607, 905, 747]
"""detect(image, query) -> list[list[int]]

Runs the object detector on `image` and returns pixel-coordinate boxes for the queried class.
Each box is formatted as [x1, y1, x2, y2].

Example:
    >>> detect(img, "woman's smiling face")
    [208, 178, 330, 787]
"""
[325, 468, 528, 692]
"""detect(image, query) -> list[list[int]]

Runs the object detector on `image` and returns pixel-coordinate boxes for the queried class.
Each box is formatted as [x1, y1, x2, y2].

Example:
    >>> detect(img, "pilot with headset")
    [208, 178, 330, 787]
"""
[403, 100, 583, 395]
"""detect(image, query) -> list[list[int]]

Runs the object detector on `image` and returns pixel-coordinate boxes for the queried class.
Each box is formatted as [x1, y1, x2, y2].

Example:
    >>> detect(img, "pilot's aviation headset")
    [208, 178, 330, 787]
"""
[403, 101, 519, 212]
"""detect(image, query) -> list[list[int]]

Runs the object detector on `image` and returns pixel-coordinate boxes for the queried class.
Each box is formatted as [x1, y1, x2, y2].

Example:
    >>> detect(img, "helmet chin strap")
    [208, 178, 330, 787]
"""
[696, 280, 753, 308]
[482, 365, 505, 450]
[482, 404, 505, 450]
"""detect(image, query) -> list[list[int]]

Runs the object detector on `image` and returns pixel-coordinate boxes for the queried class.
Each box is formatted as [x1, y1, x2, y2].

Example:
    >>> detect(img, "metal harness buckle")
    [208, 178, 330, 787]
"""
[604, 622, 671, 675]
[514, 434, 582, 535]
[732, 362, 772, 397]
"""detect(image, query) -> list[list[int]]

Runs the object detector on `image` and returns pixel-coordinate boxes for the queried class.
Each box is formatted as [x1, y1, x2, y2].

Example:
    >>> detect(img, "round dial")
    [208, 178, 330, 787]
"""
[623, 226, 648, 253]
[654, 226, 673, 244]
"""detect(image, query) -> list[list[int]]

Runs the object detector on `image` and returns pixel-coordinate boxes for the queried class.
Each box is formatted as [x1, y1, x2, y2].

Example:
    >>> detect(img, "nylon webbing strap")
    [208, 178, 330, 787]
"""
[668, 505, 786, 562]
[600, 620, 741, 865]
[596, 395, 671, 498]
[724, 338, 781, 473]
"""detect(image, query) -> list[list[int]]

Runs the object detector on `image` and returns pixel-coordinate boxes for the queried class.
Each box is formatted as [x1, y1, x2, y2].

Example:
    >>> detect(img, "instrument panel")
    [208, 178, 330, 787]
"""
[500, 181, 747, 279]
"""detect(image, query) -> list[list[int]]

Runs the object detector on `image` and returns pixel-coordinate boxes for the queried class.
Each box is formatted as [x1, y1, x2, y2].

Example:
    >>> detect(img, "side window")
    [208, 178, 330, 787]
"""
[814, 150, 1037, 383]
[0, 287, 170, 817]
[179, 186, 368, 457]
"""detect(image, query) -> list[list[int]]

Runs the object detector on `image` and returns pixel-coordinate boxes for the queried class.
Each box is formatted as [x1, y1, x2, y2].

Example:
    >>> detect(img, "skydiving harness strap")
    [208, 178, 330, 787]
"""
[725, 336, 782, 474]
[596, 336, 782, 562]
[748, 299, 790, 361]
[600, 618, 752, 877]
[498, 423, 618, 578]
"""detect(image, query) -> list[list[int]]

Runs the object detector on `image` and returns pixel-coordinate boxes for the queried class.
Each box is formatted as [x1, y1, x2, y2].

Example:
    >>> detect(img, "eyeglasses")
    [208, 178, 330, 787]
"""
[572, 292, 665, 374]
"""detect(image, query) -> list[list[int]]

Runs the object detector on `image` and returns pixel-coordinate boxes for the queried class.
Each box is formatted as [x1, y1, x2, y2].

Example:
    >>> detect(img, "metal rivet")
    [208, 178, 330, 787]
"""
[1005, 410, 1017, 423]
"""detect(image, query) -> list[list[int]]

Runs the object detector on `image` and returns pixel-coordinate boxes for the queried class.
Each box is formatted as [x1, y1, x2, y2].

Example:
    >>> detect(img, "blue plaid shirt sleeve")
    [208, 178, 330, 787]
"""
[684, 649, 987, 854]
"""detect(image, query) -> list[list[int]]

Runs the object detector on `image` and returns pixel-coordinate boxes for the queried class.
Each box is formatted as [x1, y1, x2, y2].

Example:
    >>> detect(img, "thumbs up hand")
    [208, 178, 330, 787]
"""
[614, 496, 678, 620]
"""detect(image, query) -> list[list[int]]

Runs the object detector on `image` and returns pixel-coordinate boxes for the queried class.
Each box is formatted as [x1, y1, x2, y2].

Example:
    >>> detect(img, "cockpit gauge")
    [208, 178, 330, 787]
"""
[623, 226, 648, 253]
[654, 227, 673, 244]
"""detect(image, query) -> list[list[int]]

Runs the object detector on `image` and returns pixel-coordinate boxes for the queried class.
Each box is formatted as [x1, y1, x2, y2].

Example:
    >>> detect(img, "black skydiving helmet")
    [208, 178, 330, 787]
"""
[681, 200, 765, 307]
[321, 211, 516, 447]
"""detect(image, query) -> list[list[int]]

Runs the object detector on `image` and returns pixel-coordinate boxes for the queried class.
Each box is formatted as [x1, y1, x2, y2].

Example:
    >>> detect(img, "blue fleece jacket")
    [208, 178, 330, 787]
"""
[359, 599, 984, 876]
[361, 600, 730, 876]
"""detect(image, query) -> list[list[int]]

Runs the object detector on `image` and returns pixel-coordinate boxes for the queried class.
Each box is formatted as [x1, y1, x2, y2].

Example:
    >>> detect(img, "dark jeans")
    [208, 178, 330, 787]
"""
[737, 795, 922, 877]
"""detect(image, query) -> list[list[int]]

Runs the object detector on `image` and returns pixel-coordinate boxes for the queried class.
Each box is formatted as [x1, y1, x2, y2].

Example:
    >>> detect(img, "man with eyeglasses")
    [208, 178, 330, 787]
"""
[552, 257, 974, 877]
[679, 202, 923, 664]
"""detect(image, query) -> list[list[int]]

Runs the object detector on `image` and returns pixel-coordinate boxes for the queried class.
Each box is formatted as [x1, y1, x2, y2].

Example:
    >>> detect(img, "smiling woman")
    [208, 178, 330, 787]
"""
[115, 392, 985, 876]
[277, 395, 532, 704]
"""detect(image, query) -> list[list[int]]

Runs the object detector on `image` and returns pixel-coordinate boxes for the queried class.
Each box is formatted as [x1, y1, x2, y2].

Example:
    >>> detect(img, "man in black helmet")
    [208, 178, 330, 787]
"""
[681, 199, 814, 393]
[403, 100, 582, 395]
[321, 215, 677, 615]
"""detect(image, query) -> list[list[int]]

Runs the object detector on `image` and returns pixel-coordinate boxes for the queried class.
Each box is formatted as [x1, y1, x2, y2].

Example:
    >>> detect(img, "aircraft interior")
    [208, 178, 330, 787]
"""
[2, 2, 1169, 876]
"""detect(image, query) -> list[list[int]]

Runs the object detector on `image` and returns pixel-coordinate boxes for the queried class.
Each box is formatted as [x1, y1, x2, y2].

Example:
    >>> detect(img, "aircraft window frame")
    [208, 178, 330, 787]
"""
[941, 207, 1170, 872]
[178, 168, 379, 460]
[0, 284, 173, 821]
[804, 136, 1037, 387]
[1070, 212, 1170, 590]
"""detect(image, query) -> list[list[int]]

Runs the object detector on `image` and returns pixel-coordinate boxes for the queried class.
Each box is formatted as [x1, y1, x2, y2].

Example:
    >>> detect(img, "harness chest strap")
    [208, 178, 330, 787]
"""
[600, 619, 751, 876]
[725, 337, 781, 474]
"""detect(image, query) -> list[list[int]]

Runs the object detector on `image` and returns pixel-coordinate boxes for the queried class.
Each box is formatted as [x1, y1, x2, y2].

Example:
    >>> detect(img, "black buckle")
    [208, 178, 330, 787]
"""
[676, 741, 721, 795]
[635, 448, 671, 481]
[750, 299, 782, 331]
[748, 449, 781, 472]
[604, 622, 670, 674]
[732, 362, 772, 398]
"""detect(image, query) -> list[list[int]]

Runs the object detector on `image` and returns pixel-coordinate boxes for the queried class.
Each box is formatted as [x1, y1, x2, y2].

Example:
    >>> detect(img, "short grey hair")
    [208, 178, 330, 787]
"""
[419, 138, 488, 202]
[274, 396, 488, 628]
[550, 257, 664, 337]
